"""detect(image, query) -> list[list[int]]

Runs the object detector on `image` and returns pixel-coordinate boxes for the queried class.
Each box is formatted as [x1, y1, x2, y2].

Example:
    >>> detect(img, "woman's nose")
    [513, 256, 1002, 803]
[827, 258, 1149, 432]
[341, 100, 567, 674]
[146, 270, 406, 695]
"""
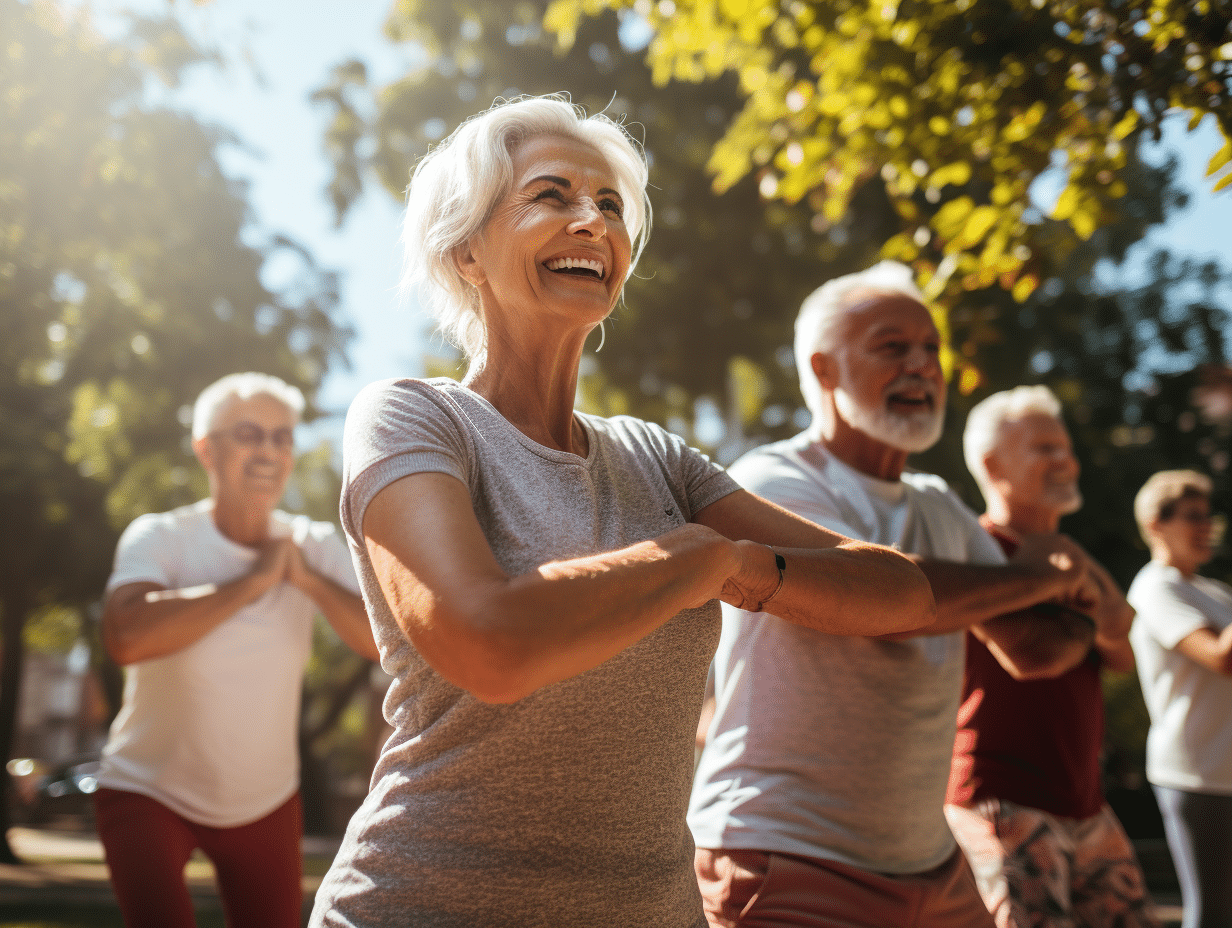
[567, 198, 606, 238]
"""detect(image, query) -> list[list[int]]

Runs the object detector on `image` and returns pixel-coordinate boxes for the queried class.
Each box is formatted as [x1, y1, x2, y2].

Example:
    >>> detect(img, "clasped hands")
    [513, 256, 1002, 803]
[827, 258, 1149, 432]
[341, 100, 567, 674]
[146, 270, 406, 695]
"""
[1010, 532, 1134, 638]
[251, 536, 316, 595]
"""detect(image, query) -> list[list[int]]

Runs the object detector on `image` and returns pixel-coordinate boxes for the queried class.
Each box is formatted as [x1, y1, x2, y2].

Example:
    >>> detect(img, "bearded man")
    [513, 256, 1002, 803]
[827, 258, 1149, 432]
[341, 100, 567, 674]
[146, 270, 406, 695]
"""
[688, 262, 1112, 928]
[944, 386, 1158, 928]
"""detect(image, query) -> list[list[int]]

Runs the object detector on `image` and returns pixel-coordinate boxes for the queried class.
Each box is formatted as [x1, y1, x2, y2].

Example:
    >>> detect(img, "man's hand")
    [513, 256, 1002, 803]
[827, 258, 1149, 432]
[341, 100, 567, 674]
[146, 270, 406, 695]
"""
[1009, 532, 1100, 614]
[1067, 542, 1135, 642]
[252, 537, 292, 584]
[279, 537, 317, 592]
[269, 535, 379, 662]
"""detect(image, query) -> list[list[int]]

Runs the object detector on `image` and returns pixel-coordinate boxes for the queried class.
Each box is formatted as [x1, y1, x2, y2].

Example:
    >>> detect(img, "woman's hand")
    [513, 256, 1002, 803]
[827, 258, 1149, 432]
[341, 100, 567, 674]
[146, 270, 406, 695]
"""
[719, 541, 783, 613]
[365, 473, 743, 703]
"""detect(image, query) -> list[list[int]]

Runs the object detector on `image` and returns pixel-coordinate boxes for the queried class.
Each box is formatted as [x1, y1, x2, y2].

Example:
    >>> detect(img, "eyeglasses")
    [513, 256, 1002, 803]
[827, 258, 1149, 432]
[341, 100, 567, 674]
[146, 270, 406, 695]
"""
[211, 421, 295, 450]
[1170, 512, 1215, 524]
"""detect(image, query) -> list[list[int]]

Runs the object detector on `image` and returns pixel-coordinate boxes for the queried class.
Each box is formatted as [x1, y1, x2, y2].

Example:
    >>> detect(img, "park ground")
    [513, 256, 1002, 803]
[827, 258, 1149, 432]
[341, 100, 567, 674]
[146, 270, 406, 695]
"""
[0, 825, 1185, 927]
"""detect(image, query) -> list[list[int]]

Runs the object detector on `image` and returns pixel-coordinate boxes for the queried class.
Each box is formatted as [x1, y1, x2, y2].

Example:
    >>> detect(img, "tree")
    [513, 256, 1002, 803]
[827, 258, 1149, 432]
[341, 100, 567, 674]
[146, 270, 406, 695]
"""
[318, 0, 1232, 827]
[548, 0, 1232, 334]
[0, 0, 350, 860]
[315, 3, 900, 447]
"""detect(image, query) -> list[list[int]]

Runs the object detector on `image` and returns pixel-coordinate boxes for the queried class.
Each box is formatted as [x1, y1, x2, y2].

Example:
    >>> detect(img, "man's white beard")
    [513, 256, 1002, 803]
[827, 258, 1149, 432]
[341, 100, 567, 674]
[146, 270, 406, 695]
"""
[1042, 482, 1083, 516]
[834, 386, 945, 453]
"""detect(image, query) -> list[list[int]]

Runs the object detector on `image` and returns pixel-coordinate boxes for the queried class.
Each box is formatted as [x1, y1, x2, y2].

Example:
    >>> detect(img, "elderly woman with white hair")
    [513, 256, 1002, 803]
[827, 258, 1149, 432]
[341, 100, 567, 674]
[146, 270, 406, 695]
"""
[1128, 470, 1232, 928]
[308, 96, 934, 926]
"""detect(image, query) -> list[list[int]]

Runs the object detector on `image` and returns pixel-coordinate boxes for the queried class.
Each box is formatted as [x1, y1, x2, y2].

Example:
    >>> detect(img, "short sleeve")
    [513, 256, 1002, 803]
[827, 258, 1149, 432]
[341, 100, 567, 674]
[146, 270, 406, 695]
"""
[340, 379, 473, 544]
[105, 514, 174, 595]
[597, 416, 738, 520]
[1130, 573, 1219, 650]
[729, 457, 852, 537]
[674, 439, 739, 516]
[953, 504, 1007, 567]
[300, 520, 362, 596]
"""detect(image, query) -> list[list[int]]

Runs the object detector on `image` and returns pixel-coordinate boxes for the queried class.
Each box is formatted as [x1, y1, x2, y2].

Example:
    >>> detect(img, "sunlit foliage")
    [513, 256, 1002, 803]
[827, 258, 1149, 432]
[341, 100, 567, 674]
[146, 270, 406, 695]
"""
[548, 0, 1232, 321]
[0, 0, 350, 855]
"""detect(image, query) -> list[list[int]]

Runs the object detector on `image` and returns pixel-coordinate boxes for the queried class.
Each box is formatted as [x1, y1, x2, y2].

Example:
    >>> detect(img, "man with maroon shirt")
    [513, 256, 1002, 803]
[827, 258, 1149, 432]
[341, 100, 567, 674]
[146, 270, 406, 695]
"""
[946, 385, 1159, 928]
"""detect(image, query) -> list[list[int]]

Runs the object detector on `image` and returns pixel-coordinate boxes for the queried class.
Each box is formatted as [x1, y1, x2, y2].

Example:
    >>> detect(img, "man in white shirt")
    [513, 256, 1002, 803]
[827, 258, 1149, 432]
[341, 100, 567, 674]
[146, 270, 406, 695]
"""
[95, 372, 378, 928]
[689, 262, 1108, 927]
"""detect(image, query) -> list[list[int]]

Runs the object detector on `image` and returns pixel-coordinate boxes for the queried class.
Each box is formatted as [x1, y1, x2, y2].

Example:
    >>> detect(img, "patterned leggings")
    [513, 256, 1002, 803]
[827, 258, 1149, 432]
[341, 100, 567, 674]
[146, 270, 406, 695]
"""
[945, 799, 1160, 928]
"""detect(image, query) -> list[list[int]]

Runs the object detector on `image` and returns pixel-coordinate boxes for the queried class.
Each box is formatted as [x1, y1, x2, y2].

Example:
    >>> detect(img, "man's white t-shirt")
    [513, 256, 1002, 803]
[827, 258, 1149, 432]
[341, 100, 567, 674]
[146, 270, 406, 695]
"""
[1128, 560, 1232, 794]
[689, 434, 1006, 874]
[99, 499, 361, 827]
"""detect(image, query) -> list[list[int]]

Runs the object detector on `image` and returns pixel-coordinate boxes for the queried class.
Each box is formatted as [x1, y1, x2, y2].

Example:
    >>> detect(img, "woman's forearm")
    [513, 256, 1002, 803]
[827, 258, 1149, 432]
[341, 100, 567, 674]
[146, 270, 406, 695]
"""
[374, 522, 739, 703]
[763, 542, 935, 637]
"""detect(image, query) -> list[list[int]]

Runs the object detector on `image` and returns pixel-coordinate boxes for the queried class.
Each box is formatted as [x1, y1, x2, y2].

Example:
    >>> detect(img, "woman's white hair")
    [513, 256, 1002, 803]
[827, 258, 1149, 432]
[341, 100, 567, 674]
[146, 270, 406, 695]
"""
[962, 385, 1062, 495]
[793, 260, 925, 418]
[191, 372, 304, 440]
[401, 94, 651, 367]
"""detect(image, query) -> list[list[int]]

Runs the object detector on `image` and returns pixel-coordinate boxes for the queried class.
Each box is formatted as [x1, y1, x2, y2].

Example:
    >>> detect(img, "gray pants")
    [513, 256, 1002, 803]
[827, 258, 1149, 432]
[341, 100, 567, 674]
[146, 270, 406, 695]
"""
[1153, 785, 1232, 928]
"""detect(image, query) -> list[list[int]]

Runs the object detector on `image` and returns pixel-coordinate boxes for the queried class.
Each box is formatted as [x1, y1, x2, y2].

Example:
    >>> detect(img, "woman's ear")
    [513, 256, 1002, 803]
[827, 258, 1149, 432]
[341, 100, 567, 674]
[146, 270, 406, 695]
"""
[453, 241, 486, 288]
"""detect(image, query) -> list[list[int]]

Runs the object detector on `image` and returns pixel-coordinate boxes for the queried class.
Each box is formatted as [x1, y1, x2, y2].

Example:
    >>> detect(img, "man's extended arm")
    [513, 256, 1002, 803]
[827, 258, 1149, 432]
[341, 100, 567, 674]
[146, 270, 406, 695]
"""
[884, 533, 1101, 679]
[285, 542, 378, 662]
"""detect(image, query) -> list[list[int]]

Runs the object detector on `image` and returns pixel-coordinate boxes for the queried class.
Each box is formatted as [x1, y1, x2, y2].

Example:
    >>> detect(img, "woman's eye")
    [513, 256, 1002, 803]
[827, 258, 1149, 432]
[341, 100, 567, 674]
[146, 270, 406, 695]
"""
[534, 188, 567, 204]
[599, 198, 624, 218]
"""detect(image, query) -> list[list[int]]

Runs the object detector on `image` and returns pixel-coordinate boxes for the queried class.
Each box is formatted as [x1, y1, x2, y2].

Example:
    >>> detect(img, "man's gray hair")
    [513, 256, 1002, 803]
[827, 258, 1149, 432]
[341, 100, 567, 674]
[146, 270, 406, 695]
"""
[962, 385, 1063, 495]
[401, 94, 651, 368]
[793, 260, 925, 418]
[191, 372, 305, 440]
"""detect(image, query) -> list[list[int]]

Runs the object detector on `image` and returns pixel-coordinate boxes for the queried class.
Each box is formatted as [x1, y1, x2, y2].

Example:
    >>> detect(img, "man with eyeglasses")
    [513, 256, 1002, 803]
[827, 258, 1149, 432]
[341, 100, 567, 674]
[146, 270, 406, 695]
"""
[94, 372, 378, 928]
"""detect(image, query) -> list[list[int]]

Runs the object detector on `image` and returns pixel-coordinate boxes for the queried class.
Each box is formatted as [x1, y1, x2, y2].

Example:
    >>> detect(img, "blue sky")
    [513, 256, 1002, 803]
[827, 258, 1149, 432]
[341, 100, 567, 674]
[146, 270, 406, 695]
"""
[85, 0, 1232, 447]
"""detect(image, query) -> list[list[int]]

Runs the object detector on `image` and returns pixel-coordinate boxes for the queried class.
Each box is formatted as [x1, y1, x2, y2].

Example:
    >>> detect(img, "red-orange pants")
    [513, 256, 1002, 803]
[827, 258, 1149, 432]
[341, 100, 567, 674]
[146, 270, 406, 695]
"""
[94, 787, 302, 928]
[696, 846, 995, 928]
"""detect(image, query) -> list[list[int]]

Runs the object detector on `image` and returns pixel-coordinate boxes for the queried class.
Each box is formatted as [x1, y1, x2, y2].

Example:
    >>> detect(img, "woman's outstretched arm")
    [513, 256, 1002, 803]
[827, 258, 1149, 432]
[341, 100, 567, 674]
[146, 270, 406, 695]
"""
[692, 489, 935, 636]
[365, 472, 742, 704]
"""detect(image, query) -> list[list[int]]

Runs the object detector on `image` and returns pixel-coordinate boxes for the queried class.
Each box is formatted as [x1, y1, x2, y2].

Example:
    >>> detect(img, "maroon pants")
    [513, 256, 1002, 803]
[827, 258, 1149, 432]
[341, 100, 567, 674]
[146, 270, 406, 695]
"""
[94, 787, 303, 928]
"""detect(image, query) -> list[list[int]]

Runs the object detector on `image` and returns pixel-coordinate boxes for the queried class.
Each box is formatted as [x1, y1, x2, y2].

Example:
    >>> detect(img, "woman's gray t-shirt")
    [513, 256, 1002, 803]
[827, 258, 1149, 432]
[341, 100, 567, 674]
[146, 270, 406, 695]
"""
[311, 378, 738, 928]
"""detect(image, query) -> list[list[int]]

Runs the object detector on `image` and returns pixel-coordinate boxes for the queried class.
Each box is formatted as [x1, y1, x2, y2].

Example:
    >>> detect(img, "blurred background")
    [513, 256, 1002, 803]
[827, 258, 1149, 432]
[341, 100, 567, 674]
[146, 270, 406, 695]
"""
[2, 0, 1230, 896]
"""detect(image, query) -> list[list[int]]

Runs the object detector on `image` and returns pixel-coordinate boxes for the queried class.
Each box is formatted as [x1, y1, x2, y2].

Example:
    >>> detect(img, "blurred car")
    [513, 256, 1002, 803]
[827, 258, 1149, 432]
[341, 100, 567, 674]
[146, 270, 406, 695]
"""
[7, 754, 100, 827]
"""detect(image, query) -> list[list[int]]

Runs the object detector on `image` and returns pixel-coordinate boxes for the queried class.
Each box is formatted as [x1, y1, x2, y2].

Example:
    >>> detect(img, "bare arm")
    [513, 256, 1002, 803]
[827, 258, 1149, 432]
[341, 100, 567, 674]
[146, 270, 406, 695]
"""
[973, 605, 1095, 680]
[903, 529, 1096, 636]
[284, 543, 379, 662]
[692, 489, 935, 636]
[1083, 556, 1136, 673]
[882, 533, 1101, 679]
[1174, 623, 1232, 675]
[364, 472, 742, 704]
[101, 542, 288, 665]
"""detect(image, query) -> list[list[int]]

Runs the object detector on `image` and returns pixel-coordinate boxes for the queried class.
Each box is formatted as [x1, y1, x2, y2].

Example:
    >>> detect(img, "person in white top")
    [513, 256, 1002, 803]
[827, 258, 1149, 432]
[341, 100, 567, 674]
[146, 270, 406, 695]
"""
[94, 372, 377, 928]
[689, 261, 1122, 928]
[1128, 469, 1232, 928]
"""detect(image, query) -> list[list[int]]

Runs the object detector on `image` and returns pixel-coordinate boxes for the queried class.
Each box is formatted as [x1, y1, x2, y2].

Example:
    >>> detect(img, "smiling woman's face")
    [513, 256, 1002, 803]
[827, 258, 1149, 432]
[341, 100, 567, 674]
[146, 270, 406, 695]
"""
[456, 134, 633, 331]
